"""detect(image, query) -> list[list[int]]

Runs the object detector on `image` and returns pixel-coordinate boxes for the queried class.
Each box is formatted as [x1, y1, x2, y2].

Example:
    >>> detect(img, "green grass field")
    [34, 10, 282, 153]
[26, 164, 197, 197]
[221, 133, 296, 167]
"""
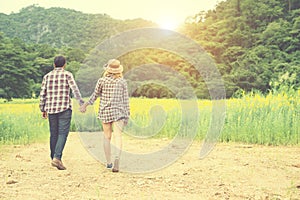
[0, 90, 299, 145]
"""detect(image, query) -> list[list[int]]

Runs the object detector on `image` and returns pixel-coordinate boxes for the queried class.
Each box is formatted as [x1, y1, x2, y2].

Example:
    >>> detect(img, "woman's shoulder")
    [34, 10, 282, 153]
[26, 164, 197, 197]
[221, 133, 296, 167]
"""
[118, 78, 128, 88]
[117, 77, 127, 83]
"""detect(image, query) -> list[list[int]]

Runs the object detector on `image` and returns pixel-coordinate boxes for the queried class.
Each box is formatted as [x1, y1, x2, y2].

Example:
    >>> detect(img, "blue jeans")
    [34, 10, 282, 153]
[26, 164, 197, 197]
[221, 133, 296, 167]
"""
[48, 109, 72, 160]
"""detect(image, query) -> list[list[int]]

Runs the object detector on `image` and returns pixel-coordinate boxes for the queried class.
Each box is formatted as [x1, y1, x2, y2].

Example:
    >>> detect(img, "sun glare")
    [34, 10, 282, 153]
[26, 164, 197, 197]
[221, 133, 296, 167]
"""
[158, 19, 179, 31]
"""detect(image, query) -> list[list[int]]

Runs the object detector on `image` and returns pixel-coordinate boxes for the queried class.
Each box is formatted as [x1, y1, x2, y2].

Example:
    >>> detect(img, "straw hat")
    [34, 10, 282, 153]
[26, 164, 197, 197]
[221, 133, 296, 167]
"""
[105, 59, 123, 74]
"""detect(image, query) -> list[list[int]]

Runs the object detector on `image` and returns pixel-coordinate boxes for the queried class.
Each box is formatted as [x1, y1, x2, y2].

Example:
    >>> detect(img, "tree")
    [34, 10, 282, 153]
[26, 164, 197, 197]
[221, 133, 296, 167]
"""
[0, 41, 35, 100]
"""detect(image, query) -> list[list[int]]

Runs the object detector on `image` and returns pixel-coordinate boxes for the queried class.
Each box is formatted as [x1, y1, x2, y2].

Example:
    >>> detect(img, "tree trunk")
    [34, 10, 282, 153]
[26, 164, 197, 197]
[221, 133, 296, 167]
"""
[237, 0, 241, 15]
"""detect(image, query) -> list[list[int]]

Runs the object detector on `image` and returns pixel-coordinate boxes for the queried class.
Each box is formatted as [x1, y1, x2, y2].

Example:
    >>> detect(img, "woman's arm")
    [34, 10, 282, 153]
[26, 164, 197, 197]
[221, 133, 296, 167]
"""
[87, 78, 103, 105]
[80, 78, 103, 113]
[123, 80, 130, 118]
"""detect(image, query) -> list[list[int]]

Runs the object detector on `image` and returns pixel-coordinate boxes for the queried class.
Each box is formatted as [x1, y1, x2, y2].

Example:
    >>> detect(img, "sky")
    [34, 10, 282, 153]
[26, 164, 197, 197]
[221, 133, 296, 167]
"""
[0, 0, 222, 29]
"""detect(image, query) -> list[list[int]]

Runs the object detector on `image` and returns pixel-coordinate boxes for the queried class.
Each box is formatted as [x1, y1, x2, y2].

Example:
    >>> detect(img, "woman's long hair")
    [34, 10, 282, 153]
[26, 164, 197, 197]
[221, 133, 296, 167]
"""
[103, 71, 123, 79]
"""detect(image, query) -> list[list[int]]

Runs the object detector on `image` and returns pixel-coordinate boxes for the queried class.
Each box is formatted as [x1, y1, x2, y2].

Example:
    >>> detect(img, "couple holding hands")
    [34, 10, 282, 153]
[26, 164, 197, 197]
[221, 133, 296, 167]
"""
[39, 56, 130, 172]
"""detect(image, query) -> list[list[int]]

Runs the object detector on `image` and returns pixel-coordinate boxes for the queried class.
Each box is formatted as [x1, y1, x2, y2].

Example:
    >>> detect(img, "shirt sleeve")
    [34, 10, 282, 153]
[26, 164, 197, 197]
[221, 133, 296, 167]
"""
[67, 72, 84, 106]
[39, 76, 47, 112]
[88, 78, 103, 105]
[123, 80, 130, 118]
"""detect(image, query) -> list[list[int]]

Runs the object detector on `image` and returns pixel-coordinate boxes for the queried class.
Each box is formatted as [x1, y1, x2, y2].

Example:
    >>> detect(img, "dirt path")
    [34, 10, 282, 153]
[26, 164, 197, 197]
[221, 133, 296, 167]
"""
[0, 133, 300, 199]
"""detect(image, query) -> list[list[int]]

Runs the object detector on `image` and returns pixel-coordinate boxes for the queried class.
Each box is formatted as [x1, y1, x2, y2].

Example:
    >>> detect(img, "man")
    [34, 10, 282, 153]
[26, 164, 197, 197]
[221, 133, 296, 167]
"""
[39, 56, 84, 170]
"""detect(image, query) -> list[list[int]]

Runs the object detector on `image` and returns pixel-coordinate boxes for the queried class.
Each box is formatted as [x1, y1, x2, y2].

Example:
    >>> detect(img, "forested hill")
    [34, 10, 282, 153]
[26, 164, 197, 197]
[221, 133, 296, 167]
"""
[0, 5, 158, 100]
[181, 0, 300, 95]
[0, 1, 299, 100]
[0, 5, 156, 51]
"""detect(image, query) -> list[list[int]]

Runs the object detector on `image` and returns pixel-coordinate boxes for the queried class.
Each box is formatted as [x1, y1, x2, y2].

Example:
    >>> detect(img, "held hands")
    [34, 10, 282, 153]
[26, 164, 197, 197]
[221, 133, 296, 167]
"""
[79, 103, 88, 113]
[42, 111, 48, 119]
[42, 104, 87, 118]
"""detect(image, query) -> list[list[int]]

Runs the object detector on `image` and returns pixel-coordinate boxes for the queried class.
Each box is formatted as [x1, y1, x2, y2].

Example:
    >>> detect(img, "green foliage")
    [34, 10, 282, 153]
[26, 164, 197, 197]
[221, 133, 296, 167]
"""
[221, 89, 300, 145]
[0, 5, 156, 51]
[0, 36, 35, 100]
[0, 2, 299, 99]
[0, 34, 57, 100]
[0, 6, 156, 100]
[131, 83, 175, 98]
[182, 0, 300, 96]
[0, 102, 49, 144]
[1, 96, 298, 145]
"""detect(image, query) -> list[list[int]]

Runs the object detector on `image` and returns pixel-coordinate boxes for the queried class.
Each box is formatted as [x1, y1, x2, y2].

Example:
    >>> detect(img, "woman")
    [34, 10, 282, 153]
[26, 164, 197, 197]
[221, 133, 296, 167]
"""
[80, 59, 130, 172]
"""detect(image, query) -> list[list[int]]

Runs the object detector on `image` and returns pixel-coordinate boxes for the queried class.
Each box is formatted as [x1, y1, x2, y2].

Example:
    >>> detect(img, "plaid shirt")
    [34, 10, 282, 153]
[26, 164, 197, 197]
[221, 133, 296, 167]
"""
[88, 75, 130, 123]
[39, 68, 84, 114]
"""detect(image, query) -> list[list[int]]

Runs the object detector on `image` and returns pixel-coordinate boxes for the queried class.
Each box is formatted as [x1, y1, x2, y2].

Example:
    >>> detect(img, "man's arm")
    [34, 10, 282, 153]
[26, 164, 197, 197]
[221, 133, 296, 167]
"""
[67, 73, 84, 106]
[39, 76, 47, 112]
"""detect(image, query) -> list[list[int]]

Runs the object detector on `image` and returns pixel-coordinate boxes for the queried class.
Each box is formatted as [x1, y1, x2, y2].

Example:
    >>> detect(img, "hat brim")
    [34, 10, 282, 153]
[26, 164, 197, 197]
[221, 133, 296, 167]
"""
[106, 65, 123, 74]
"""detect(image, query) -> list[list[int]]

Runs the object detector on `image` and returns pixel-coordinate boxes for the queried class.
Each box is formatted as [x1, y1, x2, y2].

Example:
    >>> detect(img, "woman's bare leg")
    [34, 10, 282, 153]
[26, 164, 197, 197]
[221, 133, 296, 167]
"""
[113, 120, 124, 159]
[112, 120, 124, 172]
[102, 122, 113, 165]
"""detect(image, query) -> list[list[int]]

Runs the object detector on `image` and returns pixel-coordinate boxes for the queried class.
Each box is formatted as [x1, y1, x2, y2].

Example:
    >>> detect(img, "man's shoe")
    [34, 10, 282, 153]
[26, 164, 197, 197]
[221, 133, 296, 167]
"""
[51, 158, 66, 170]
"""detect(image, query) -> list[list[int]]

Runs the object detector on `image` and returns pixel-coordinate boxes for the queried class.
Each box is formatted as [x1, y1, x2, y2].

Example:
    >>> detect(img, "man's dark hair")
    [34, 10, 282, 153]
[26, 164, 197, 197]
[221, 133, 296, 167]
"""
[54, 56, 66, 67]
